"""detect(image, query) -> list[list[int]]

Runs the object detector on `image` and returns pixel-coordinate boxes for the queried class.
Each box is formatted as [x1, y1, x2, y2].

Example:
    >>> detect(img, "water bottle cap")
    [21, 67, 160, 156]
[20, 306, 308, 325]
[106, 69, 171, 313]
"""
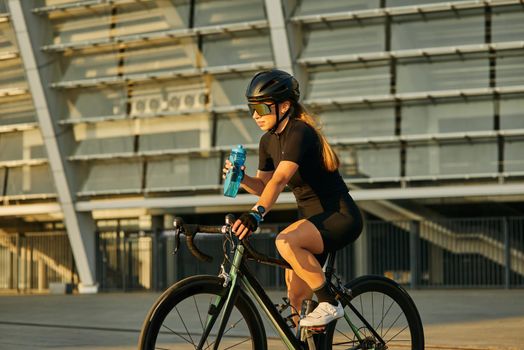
[232, 144, 245, 152]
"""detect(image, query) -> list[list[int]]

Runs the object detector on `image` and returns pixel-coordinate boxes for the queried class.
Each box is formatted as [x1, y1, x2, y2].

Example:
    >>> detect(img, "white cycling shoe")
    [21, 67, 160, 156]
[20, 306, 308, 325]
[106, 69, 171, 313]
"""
[299, 301, 344, 327]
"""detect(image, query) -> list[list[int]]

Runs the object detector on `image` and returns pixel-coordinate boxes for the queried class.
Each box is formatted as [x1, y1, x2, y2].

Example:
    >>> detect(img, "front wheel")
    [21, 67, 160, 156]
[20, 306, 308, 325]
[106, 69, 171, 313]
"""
[138, 275, 267, 350]
[323, 275, 424, 350]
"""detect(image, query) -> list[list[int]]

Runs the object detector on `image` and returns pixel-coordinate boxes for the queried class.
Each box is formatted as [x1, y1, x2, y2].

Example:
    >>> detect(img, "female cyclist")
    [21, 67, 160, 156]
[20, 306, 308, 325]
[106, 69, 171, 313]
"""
[223, 69, 363, 327]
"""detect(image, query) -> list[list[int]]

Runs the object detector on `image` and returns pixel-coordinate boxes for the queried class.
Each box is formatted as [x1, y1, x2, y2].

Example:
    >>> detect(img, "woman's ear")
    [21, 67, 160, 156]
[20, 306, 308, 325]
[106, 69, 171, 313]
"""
[280, 101, 291, 114]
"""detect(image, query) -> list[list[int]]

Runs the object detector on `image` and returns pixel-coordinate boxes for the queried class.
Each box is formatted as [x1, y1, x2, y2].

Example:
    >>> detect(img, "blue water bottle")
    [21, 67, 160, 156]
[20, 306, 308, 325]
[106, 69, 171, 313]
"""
[223, 145, 246, 198]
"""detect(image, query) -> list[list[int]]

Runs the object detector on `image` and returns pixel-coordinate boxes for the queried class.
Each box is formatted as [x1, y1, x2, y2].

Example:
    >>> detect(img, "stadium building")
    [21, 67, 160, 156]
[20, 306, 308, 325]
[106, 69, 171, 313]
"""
[0, 0, 523, 293]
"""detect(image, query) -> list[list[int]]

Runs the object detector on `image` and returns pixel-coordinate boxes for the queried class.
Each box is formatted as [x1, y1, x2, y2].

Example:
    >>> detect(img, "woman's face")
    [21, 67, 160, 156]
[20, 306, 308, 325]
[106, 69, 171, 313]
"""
[249, 101, 290, 132]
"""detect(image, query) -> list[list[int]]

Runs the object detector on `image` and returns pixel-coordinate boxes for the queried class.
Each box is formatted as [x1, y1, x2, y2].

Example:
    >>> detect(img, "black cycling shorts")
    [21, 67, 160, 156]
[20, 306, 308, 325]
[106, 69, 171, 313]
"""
[298, 192, 363, 266]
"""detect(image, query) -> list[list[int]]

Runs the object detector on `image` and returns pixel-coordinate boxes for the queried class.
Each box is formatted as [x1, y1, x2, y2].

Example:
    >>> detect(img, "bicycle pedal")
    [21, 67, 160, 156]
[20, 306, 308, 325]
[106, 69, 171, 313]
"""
[307, 326, 326, 332]
[300, 325, 327, 341]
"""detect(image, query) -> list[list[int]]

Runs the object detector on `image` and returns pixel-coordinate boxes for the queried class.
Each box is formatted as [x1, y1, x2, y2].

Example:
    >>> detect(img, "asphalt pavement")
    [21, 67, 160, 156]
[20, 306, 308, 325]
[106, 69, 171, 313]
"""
[0, 289, 523, 349]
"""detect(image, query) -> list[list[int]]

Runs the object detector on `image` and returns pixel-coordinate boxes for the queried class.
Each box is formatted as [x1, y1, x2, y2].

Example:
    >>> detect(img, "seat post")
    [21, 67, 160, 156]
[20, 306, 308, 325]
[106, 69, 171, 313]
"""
[323, 251, 337, 278]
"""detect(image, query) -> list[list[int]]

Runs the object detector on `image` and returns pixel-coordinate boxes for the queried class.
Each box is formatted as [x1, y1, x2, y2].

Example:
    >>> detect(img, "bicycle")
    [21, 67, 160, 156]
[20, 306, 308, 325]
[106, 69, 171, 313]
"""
[138, 214, 424, 350]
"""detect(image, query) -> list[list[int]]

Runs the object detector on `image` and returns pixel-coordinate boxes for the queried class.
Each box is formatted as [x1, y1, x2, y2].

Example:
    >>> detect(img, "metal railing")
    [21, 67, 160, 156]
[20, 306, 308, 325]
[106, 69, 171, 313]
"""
[4, 216, 521, 293]
[95, 216, 524, 291]
[0, 231, 78, 292]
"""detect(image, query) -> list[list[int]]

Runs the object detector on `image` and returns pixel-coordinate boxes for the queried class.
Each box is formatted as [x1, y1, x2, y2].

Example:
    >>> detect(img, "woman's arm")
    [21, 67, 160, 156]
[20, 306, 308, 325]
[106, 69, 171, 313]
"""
[233, 161, 298, 239]
[253, 161, 298, 212]
[241, 170, 273, 196]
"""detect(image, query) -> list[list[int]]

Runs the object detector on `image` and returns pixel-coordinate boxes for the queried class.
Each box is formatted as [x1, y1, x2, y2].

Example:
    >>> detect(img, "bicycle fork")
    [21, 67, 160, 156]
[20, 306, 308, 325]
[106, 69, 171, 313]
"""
[197, 245, 244, 350]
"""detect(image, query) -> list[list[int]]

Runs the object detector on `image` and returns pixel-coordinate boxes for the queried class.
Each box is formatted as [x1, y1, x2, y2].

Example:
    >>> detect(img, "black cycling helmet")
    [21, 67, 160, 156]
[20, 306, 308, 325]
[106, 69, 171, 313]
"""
[245, 69, 300, 103]
[246, 69, 300, 133]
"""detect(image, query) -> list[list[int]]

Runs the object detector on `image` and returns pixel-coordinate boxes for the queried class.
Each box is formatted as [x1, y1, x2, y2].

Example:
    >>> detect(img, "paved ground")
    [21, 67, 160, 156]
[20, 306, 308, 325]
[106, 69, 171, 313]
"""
[0, 289, 523, 349]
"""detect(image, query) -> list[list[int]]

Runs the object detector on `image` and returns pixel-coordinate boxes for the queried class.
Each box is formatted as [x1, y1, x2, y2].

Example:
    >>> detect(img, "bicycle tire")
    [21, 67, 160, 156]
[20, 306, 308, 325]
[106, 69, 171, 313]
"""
[322, 275, 424, 350]
[138, 275, 267, 350]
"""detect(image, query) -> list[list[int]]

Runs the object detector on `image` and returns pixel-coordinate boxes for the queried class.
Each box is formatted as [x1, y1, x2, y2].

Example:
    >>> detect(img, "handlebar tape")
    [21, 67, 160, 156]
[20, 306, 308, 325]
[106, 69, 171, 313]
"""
[183, 224, 224, 262]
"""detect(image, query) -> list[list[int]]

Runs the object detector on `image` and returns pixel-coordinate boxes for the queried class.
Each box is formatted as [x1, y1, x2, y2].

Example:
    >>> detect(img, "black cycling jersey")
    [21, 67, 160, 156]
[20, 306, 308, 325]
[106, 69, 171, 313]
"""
[258, 118, 348, 204]
[258, 117, 362, 258]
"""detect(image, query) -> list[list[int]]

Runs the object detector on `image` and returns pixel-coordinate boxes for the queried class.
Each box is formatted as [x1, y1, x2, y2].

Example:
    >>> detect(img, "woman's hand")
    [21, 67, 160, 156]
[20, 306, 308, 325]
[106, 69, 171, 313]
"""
[222, 159, 246, 180]
[232, 211, 260, 240]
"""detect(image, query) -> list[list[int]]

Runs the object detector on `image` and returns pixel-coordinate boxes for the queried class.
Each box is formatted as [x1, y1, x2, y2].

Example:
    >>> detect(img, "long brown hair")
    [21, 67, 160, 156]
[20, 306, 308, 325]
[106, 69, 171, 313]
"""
[293, 103, 340, 172]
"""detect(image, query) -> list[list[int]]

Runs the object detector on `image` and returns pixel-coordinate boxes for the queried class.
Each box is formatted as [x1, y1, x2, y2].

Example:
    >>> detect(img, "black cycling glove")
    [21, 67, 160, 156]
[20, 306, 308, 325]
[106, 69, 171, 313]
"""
[236, 211, 262, 235]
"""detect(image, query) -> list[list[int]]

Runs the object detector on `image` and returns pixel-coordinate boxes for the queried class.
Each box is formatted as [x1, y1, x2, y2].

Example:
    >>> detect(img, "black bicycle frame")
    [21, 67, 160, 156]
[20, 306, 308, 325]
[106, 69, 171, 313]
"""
[185, 223, 385, 350]
[201, 243, 304, 350]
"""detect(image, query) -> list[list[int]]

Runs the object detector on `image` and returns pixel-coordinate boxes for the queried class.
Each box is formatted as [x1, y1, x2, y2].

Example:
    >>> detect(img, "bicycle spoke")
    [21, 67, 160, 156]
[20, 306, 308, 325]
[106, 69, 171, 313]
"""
[174, 306, 196, 346]
[161, 323, 194, 346]
[223, 337, 251, 350]
[333, 327, 361, 349]
[381, 293, 385, 336]
[375, 298, 395, 337]
[335, 327, 356, 343]
[203, 317, 246, 350]
[371, 292, 375, 329]
[194, 295, 211, 349]
[381, 309, 404, 340]
[358, 296, 368, 338]
[386, 324, 409, 344]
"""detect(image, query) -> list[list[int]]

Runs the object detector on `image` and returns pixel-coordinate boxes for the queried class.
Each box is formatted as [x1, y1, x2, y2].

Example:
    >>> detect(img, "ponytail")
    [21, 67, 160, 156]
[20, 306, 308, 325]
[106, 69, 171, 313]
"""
[294, 103, 340, 172]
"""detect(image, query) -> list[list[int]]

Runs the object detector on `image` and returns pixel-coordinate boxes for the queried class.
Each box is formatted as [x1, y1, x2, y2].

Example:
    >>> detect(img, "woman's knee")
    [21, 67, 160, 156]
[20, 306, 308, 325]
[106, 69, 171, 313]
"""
[275, 232, 297, 257]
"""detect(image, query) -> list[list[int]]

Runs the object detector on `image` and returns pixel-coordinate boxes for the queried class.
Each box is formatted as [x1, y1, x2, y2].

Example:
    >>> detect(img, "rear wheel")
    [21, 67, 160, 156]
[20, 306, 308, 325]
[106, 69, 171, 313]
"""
[323, 276, 424, 350]
[138, 275, 267, 350]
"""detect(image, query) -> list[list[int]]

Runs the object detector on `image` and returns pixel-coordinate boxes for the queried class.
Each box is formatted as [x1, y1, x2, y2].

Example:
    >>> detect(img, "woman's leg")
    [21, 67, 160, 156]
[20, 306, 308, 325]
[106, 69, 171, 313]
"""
[277, 219, 343, 327]
[285, 268, 313, 327]
[276, 219, 326, 291]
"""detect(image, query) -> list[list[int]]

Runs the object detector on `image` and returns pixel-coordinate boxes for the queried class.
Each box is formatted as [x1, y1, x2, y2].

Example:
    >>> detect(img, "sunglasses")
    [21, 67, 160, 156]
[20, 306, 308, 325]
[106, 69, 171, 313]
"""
[248, 103, 274, 116]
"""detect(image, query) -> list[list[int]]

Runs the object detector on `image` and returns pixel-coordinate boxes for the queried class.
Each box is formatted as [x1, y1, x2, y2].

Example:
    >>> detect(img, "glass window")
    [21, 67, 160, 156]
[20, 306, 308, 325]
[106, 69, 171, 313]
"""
[500, 98, 524, 130]
[492, 9, 524, 42]
[50, 10, 112, 44]
[210, 73, 253, 107]
[138, 114, 211, 149]
[0, 59, 27, 90]
[194, 0, 265, 26]
[294, 0, 380, 16]
[0, 130, 44, 162]
[62, 88, 125, 120]
[505, 139, 524, 173]
[59, 48, 119, 82]
[496, 54, 524, 88]
[74, 136, 134, 156]
[301, 21, 385, 58]
[202, 31, 273, 67]
[140, 130, 200, 151]
[5, 165, 55, 196]
[113, 2, 190, 35]
[81, 161, 142, 193]
[123, 39, 197, 75]
[146, 155, 220, 190]
[387, 0, 471, 7]
[392, 13, 484, 50]
[402, 100, 493, 135]
[397, 58, 489, 93]
[215, 112, 263, 147]
[49, 2, 190, 45]
[406, 141, 497, 176]
[319, 107, 396, 139]
[0, 22, 18, 51]
[306, 64, 390, 100]
[0, 96, 36, 125]
[339, 145, 401, 179]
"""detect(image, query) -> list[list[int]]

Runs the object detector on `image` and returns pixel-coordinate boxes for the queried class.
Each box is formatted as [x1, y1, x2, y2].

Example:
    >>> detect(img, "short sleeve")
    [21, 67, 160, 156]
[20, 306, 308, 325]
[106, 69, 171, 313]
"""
[282, 123, 317, 164]
[258, 134, 275, 171]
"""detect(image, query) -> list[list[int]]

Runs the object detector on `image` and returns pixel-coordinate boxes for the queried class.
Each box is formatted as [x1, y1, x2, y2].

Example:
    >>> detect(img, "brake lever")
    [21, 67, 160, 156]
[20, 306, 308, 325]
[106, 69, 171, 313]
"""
[173, 217, 184, 254]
